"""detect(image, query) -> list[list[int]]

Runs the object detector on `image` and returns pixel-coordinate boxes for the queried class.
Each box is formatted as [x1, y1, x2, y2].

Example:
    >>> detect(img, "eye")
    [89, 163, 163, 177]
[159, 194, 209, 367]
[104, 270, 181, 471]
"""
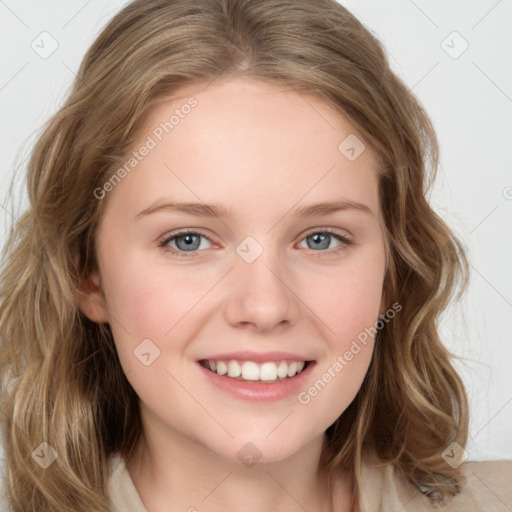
[159, 228, 352, 258]
[298, 229, 352, 254]
[159, 230, 213, 257]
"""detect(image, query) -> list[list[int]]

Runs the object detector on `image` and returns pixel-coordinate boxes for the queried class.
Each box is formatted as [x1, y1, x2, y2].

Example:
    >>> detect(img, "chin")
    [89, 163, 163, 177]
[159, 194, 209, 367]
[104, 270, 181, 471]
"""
[207, 432, 314, 466]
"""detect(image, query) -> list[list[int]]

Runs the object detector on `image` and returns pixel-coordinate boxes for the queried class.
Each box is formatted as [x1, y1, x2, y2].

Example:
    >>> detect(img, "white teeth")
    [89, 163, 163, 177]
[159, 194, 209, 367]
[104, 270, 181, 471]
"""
[260, 362, 278, 381]
[203, 359, 309, 382]
[227, 360, 241, 378]
[241, 361, 260, 380]
[216, 361, 227, 375]
[287, 362, 297, 377]
[277, 361, 288, 378]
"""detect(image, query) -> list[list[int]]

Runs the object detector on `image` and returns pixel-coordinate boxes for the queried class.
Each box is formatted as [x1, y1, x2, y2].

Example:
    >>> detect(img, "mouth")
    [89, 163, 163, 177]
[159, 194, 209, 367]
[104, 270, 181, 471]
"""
[198, 358, 314, 383]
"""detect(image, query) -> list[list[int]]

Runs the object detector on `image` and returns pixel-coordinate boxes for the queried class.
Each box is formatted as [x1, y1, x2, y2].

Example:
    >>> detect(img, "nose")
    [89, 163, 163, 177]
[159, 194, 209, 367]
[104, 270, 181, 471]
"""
[223, 247, 300, 333]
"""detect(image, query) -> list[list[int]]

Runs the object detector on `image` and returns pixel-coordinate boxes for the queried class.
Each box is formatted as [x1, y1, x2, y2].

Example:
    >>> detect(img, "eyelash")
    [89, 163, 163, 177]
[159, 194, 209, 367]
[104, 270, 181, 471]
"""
[158, 228, 352, 259]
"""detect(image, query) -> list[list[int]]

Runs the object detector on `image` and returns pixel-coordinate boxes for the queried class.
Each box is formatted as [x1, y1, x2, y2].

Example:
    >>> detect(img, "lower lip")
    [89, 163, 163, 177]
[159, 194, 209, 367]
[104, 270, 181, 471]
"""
[197, 361, 316, 402]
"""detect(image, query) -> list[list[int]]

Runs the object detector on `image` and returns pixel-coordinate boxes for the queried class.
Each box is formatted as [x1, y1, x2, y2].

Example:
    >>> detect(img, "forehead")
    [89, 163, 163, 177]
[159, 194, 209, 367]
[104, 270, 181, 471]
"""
[140, 75, 376, 164]
[103, 76, 381, 221]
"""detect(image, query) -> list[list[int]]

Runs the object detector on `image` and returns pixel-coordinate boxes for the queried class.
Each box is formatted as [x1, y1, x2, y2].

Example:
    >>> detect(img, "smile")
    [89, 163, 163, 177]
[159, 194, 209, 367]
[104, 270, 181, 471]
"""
[199, 359, 311, 382]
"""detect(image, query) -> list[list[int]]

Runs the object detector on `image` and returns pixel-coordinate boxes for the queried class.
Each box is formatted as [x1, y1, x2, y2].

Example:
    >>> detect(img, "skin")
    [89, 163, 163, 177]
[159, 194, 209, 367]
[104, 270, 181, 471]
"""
[78, 76, 387, 512]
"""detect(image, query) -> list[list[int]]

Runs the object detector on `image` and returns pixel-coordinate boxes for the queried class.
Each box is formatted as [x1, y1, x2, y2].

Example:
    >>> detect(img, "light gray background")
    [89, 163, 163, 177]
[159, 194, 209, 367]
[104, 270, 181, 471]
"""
[0, 0, 511, 469]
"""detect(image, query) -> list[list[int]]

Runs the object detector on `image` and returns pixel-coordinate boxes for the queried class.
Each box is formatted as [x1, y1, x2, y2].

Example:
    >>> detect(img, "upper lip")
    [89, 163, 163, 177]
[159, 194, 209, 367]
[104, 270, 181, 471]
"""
[198, 351, 315, 363]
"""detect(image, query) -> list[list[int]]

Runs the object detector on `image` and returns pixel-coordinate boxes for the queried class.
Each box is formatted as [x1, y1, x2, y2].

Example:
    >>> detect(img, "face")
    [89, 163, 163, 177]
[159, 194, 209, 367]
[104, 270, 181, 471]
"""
[81, 76, 387, 464]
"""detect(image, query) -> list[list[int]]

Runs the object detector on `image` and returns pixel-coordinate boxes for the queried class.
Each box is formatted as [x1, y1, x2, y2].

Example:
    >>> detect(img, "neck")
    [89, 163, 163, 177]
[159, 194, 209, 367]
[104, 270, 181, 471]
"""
[125, 421, 354, 512]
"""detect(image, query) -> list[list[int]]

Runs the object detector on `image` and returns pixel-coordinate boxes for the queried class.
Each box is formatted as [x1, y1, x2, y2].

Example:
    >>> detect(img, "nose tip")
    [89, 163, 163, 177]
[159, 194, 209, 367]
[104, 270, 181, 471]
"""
[224, 249, 298, 332]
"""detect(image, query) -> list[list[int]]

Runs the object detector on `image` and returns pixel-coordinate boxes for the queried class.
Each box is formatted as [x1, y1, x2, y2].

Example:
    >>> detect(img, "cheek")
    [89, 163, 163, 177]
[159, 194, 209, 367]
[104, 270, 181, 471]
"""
[296, 266, 383, 424]
[99, 260, 199, 405]
[100, 252, 209, 340]
[304, 256, 385, 419]
[99, 252, 223, 394]
[306, 257, 385, 347]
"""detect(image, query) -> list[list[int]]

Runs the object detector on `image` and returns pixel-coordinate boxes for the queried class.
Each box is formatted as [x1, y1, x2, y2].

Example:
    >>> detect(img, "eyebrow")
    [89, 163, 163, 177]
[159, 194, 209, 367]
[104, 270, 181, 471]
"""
[135, 199, 374, 219]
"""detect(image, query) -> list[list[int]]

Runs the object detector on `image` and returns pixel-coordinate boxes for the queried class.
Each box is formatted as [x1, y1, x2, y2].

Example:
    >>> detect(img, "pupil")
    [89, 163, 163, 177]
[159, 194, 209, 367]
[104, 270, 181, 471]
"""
[177, 234, 200, 251]
[310, 233, 329, 250]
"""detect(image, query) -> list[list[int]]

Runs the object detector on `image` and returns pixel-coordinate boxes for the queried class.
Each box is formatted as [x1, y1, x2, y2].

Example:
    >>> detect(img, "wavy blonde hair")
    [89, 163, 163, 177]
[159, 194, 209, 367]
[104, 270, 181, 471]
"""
[0, 0, 469, 510]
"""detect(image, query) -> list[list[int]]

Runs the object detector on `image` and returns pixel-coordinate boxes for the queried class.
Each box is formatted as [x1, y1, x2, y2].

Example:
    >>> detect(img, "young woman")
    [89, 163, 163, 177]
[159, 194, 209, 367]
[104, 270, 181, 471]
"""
[1, 1, 510, 511]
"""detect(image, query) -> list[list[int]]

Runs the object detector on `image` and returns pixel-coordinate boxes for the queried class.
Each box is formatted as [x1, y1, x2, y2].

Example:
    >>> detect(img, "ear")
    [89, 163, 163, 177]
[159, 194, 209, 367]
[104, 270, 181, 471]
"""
[76, 269, 109, 323]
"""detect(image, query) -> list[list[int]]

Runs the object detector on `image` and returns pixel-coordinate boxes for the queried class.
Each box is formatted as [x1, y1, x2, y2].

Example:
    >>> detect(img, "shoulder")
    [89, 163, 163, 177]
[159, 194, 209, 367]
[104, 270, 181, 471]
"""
[359, 449, 512, 512]
[387, 458, 512, 511]
[108, 453, 148, 512]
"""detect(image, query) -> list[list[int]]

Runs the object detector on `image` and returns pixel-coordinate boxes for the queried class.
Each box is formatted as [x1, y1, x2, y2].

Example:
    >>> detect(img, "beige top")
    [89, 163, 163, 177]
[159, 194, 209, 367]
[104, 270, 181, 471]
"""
[108, 449, 512, 511]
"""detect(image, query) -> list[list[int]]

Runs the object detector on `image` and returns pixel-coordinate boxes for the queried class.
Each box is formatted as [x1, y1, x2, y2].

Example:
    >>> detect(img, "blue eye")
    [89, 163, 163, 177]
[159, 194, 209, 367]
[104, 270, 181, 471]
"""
[298, 231, 351, 252]
[159, 228, 352, 258]
[160, 230, 212, 254]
